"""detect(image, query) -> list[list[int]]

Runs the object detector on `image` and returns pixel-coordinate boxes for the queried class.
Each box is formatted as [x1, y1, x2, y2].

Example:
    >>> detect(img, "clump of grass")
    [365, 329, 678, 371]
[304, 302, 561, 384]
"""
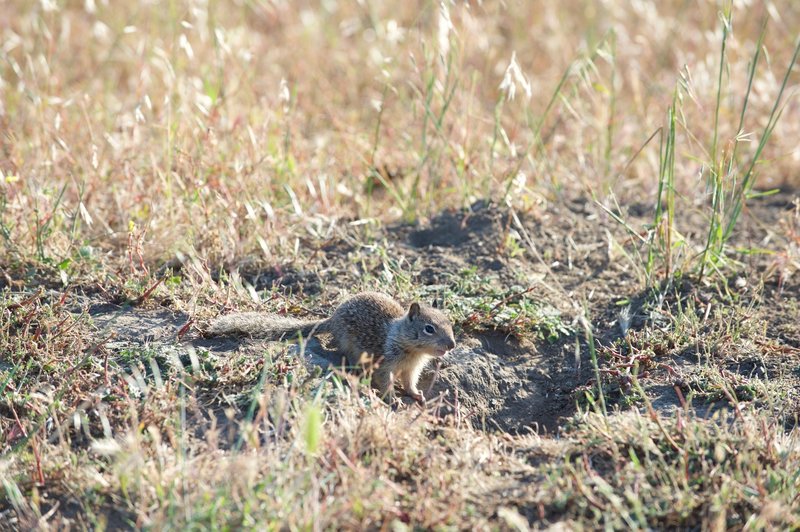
[588, 275, 800, 417]
[443, 269, 573, 342]
[538, 409, 800, 529]
[601, 11, 799, 291]
[697, 15, 800, 282]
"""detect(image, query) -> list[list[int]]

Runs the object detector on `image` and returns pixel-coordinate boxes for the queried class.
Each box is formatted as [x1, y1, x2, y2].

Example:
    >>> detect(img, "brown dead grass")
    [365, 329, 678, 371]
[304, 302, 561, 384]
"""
[2, 1, 799, 272]
[2, 0, 800, 529]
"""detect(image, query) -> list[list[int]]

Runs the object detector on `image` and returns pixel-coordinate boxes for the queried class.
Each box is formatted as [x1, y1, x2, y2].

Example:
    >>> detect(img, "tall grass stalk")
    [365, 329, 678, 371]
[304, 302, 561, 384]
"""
[604, 30, 618, 178]
[34, 183, 68, 262]
[648, 98, 677, 285]
[579, 313, 607, 421]
[721, 33, 800, 239]
[697, 7, 732, 283]
[408, 36, 458, 220]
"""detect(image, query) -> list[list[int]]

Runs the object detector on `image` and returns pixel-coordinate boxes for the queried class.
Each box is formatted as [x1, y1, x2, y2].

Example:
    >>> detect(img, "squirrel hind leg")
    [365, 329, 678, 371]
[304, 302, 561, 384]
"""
[370, 369, 393, 400]
[334, 336, 363, 367]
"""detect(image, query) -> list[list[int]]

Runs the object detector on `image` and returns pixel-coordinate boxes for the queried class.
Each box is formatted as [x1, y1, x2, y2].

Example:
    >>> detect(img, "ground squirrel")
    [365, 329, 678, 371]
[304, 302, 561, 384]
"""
[206, 292, 456, 401]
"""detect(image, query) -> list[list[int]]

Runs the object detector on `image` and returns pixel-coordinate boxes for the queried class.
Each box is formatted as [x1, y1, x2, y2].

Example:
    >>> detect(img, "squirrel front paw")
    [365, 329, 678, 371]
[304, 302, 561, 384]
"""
[408, 390, 426, 404]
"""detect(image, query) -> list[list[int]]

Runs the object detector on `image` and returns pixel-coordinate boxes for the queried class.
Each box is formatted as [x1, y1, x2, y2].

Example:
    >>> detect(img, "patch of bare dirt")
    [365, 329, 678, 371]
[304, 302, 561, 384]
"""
[421, 334, 577, 433]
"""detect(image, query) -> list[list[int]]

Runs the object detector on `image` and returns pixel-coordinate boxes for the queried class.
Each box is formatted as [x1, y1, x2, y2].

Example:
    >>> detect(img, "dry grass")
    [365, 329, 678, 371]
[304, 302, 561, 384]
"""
[2, 0, 800, 529]
[3, 1, 798, 272]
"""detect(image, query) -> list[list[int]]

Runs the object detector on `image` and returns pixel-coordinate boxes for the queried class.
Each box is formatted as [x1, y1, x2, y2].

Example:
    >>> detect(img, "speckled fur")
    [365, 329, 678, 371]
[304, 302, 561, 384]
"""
[206, 291, 456, 401]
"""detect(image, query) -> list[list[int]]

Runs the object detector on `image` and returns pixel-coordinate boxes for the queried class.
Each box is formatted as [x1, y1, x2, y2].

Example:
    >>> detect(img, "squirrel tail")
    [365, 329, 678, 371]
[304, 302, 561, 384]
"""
[205, 313, 329, 340]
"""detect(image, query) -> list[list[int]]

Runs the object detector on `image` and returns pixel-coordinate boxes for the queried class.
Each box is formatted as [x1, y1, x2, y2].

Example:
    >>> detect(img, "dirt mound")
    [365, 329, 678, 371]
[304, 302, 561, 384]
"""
[422, 334, 575, 433]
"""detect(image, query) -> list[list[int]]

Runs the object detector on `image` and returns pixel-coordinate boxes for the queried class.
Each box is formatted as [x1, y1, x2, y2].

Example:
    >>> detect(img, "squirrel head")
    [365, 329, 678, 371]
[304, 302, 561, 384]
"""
[404, 302, 456, 357]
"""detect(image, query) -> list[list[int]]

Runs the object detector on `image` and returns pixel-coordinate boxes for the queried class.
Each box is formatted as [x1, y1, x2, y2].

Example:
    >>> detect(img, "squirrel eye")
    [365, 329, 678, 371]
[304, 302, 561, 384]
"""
[424, 324, 436, 334]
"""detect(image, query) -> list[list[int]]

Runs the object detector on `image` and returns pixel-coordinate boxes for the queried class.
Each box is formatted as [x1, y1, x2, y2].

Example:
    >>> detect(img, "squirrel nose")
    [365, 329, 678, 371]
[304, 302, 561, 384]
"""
[446, 338, 456, 350]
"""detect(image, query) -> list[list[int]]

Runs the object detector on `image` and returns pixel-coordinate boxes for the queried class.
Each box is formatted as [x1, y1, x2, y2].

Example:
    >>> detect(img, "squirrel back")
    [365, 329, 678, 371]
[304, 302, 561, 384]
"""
[325, 292, 404, 364]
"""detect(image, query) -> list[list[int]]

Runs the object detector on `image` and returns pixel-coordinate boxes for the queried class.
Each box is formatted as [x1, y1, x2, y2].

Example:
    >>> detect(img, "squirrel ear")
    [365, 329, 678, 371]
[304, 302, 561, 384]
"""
[408, 302, 420, 321]
[431, 299, 439, 309]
